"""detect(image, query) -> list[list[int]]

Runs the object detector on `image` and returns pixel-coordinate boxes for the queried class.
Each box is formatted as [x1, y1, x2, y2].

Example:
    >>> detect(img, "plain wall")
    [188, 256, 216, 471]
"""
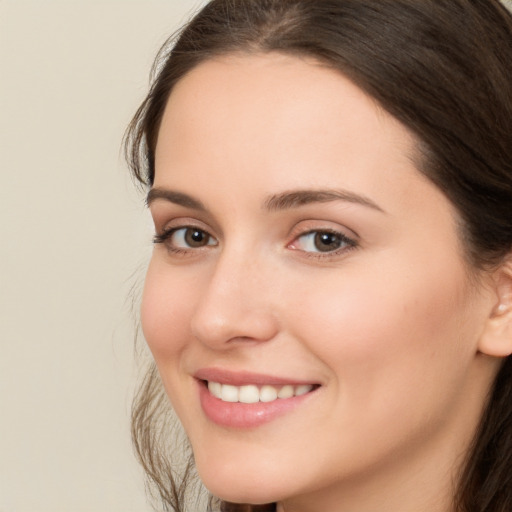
[0, 2, 204, 511]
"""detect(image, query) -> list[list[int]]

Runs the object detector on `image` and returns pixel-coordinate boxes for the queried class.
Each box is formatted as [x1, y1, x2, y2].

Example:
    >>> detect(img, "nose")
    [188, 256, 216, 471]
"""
[190, 249, 279, 349]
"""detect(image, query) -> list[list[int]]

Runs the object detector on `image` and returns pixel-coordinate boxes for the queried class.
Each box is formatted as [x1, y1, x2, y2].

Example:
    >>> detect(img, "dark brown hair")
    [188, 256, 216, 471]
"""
[125, 1, 512, 511]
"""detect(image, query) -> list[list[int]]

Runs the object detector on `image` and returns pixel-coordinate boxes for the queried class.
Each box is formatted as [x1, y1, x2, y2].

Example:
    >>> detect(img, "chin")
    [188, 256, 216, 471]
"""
[202, 479, 279, 506]
[195, 457, 288, 505]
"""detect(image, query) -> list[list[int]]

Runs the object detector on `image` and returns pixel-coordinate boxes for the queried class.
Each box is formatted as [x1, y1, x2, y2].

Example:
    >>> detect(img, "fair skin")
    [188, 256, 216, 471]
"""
[142, 53, 506, 512]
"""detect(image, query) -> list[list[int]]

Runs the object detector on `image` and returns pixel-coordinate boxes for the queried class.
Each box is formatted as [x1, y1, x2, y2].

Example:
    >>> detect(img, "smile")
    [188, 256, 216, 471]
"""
[207, 381, 315, 403]
[196, 369, 320, 428]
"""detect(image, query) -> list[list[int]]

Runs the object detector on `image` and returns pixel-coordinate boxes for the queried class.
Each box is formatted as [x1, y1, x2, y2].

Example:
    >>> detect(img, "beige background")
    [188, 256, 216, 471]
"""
[0, 1, 204, 511]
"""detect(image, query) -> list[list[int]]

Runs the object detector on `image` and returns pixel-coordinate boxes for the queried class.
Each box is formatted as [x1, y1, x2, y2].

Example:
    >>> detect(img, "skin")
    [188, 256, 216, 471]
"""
[142, 54, 504, 512]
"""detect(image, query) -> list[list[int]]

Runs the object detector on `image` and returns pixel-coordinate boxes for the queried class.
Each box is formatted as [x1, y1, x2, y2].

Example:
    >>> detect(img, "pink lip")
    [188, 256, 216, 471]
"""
[195, 368, 319, 429]
[195, 367, 318, 387]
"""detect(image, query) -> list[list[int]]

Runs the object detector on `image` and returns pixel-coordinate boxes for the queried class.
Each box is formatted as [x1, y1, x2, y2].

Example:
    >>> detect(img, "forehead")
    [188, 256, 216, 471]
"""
[155, 54, 424, 217]
[155, 53, 418, 190]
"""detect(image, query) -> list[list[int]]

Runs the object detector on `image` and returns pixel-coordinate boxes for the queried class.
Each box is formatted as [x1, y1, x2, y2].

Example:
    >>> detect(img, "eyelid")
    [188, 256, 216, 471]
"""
[149, 205, 221, 237]
[287, 220, 358, 243]
[289, 229, 356, 250]
[153, 215, 214, 236]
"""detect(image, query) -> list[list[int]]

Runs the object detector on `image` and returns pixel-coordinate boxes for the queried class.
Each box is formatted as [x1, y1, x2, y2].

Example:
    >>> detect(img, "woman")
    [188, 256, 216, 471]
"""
[125, 1, 512, 511]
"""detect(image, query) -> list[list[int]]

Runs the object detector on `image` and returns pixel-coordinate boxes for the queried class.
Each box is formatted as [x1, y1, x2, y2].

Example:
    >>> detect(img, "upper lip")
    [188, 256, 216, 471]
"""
[194, 367, 319, 387]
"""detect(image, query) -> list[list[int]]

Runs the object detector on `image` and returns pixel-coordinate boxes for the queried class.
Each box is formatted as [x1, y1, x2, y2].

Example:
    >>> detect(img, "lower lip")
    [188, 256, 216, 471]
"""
[198, 381, 316, 429]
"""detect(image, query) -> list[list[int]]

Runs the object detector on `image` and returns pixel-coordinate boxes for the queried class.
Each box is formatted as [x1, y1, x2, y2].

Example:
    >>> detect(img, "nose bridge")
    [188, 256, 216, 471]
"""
[190, 244, 278, 347]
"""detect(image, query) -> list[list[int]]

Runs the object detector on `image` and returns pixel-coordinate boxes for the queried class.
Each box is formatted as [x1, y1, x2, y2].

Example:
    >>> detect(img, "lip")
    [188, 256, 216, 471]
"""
[195, 367, 318, 387]
[195, 368, 319, 429]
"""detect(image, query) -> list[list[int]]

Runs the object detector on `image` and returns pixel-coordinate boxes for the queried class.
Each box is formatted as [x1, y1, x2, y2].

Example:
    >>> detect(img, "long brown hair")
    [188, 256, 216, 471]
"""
[125, 1, 512, 511]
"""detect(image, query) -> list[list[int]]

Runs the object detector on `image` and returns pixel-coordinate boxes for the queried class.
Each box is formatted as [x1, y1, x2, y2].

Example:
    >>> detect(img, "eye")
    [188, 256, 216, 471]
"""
[290, 230, 356, 254]
[173, 227, 216, 248]
[154, 226, 217, 250]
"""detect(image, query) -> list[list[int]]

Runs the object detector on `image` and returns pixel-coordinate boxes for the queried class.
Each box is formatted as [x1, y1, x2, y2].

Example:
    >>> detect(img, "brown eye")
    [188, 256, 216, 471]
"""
[183, 228, 212, 247]
[313, 232, 344, 252]
[290, 230, 355, 254]
[153, 226, 218, 250]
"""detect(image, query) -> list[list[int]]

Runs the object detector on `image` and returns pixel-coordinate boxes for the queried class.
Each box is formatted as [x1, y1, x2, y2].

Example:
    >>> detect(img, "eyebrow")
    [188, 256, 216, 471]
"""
[146, 187, 385, 214]
[264, 189, 385, 213]
[146, 188, 206, 210]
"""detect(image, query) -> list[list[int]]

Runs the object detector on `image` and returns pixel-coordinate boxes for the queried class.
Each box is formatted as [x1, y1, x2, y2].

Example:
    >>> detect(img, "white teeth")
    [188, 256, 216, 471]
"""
[208, 381, 222, 398]
[239, 385, 260, 404]
[277, 385, 294, 399]
[260, 385, 278, 402]
[207, 382, 315, 403]
[295, 384, 312, 396]
[221, 384, 239, 402]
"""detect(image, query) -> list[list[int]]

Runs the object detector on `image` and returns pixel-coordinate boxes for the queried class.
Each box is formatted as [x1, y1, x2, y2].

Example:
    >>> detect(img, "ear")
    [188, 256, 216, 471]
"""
[478, 257, 512, 357]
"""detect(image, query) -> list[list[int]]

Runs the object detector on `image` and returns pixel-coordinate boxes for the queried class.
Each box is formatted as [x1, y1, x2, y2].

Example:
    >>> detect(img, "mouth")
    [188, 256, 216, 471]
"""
[195, 370, 320, 428]
[204, 381, 317, 403]
[194, 368, 320, 428]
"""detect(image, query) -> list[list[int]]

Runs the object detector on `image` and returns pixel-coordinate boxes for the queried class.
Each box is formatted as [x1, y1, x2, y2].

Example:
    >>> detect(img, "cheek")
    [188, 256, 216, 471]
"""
[140, 259, 206, 428]
[288, 254, 475, 411]
[140, 259, 196, 361]
[273, 256, 481, 476]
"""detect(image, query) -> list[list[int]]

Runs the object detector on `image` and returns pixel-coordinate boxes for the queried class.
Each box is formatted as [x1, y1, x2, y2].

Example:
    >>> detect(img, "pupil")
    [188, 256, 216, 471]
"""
[186, 229, 207, 247]
[314, 232, 341, 252]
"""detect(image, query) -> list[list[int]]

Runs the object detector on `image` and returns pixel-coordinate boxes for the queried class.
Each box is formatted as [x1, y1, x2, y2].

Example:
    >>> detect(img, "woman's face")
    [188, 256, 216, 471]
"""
[143, 54, 497, 508]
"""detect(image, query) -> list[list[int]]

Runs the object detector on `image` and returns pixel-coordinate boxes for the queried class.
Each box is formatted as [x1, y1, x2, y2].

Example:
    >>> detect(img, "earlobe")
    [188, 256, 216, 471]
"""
[478, 258, 512, 358]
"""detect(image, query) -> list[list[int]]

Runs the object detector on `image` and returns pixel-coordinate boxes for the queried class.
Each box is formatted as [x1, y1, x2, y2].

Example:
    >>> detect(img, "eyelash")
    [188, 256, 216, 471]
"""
[153, 226, 217, 255]
[153, 226, 358, 259]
